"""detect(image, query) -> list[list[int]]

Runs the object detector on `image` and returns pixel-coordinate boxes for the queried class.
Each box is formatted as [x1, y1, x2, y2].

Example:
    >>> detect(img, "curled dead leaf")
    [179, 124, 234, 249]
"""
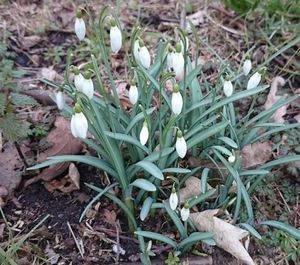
[179, 176, 215, 203]
[21, 35, 42, 49]
[190, 209, 255, 265]
[241, 141, 272, 168]
[40, 67, 57, 81]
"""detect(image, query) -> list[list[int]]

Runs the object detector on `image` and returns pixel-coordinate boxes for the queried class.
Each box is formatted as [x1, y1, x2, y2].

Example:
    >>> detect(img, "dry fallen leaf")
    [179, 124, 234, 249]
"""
[103, 209, 117, 225]
[40, 67, 57, 81]
[241, 141, 272, 168]
[21, 35, 42, 49]
[190, 209, 255, 265]
[179, 176, 215, 203]
[37, 117, 83, 182]
[264, 77, 287, 123]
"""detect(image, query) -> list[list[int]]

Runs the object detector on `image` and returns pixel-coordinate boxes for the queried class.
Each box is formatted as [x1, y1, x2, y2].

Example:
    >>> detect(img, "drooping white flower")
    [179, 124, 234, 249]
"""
[167, 46, 174, 71]
[110, 19, 122, 54]
[180, 201, 190, 221]
[74, 67, 84, 91]
[133, 39, 141, 64]
[71, 105, 88, 139]
[138, 40, 151, 69]
[173, 43, 184, 81]
[247, 71, 261, 90]
[55, 91, 65, 110]
[175, 130, 187, 158]
[129, 80, 138, 105]
[223, 78, 233, 97]
[180, 35, 189, 54]
[81, 71, 94, 99]
[243, 59, 252, 76]
[74, 10, 86, 41]
[139, 121, 149, 146]
[169, 187, 178, 210]
[171, 84, 183, 115]
[228, 154, 236, 163]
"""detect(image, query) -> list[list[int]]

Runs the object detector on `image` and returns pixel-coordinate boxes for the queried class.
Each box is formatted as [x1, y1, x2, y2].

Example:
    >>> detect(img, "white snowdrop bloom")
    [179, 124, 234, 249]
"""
[129, 80, 138, 105]
[180, 35, 189, 54]
[228, 154, 236, 163]
[171, 84, 183, 115]
[81, 71, 94, 99]
[173, 43, 184, 80]
[74, 67, 84, 91]
[223, 78, 233, 97]
[133, 39, 141, 64]
[247, 71, 262, 90]
[139, 121, 149, 146]
[138, 40, 151, 69]
[175, 130, 187, 158]
[180, 202, 190, 221]
[110, 20, 122, 54]
[112, 244, 126, 255]
[71, 105, 88, 139]
[55, 91, 65, 110]
[169, 187, 178, 210]
[243, 59, 252, 76]
[74, 10, 86, 41]
[167, 47, 174, 70]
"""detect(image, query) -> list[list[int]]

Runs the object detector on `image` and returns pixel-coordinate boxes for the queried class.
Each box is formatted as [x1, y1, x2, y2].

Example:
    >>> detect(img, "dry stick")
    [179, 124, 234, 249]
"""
[14, 141, 28, 168]
[115, 220, 120, 264]
[67, 221, 85, 258]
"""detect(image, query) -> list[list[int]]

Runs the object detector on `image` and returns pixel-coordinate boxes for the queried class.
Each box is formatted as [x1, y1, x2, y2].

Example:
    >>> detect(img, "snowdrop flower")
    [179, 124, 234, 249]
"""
[173, 42, 184, 81]
[55, 90, 65, 110]
[81, 71, 94, 99]
[180, 201, 190, 221]
[175, 130, 187, 158]
[171, 84, 183, 115]
[133, 39, 141, 64]
[74, 10, 86, 41]
[74, 67, 84, 91]
[139, 121, 149, 146]
[243, 59, 252, 76]
[129, 80, 138, 105]
[169, 186, 178, 210]
[167, 46, 174, 71]
[223, 76, 233, 97]
[138, 40, 151, 69]
[247, 68, 265, 90]
[71, 104, 88, 138]
[180, 35, 189, 54]
[110, 19, 122, 54]
[228, 154, 236, 163]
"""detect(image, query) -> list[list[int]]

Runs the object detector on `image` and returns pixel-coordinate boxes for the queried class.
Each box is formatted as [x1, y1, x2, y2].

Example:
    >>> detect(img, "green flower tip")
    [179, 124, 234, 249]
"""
[58, 86, 64, 92]
[258, 67, 267, 75]
[74, 103, 82, 113]
[168, 46, 173, 53]
[139, 39, 145, 47]
[143, 120, 148, 127]
[171, 186, 176, 193]
[183, 201, 189, 209]
[177, 129, 183, 138]
[84, 70, 92, 79]
[173, 83, 180, 93]
[110, 19, 117, 27]
[175, 42, 181, 53]
[225, 75, 231, 81]
[130, 79, 136, 86]
[73, 66, 79, 75]
[76, 10, 82, 18]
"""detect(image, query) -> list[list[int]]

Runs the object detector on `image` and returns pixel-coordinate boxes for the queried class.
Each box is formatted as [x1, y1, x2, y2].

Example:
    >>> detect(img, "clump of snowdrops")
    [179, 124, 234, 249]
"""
[30, 6, 300, 264]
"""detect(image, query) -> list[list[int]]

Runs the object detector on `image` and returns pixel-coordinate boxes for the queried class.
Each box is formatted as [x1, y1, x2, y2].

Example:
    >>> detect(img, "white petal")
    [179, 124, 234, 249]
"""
[180, 36, 189, 54]
[243, 59, 252, 76]
[110, 26, 122, 54]
[180, 207, 190, 221]
[223, 80, 233, 97]
[171, 92, 183, 115]
[139, 125, 149, 146]
[169, 192, 178, 210]
[176, 137, 187, 158]
[74, 73, 84, 91]
[82, 78, 94, 99]
[74, 18, 86, 41]
[71, 112, 88, 138]
[247, 72, 261, 90]
[173, 52, 184, 81]
[228, 155, 236, 163]
[167, 52, 174, 70]
[56, 91, 65, 110]
[139, 46, 151, 69]
[129, 85, 138, 105]
[133, 40, 141, 64]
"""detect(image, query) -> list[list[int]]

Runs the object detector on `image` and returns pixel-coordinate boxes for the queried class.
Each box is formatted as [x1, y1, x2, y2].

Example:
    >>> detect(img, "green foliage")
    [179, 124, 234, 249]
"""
[44, 46, 65, 65]
[223, 0, 259, 14]
[165, 252, 180, 265]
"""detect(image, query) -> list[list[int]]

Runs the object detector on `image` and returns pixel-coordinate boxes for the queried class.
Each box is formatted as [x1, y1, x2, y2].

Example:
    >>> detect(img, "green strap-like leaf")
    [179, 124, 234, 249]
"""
[134, 231, 177, 249]
[130, 179, 156, 192]
[260, 220, 300, 239]
[135, 161, 164, 180]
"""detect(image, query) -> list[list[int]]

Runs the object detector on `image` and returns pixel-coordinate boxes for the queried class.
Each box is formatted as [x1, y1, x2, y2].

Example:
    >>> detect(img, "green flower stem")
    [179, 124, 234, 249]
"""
[125, 197, 135, 233]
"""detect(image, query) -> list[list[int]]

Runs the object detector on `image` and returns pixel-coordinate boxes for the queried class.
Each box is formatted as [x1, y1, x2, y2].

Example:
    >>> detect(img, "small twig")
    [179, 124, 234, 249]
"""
[14, 142, 28, 168]
[67, 222, 85, 258]
[115, 221, 120, 264]
[276, 187, 291, 213]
